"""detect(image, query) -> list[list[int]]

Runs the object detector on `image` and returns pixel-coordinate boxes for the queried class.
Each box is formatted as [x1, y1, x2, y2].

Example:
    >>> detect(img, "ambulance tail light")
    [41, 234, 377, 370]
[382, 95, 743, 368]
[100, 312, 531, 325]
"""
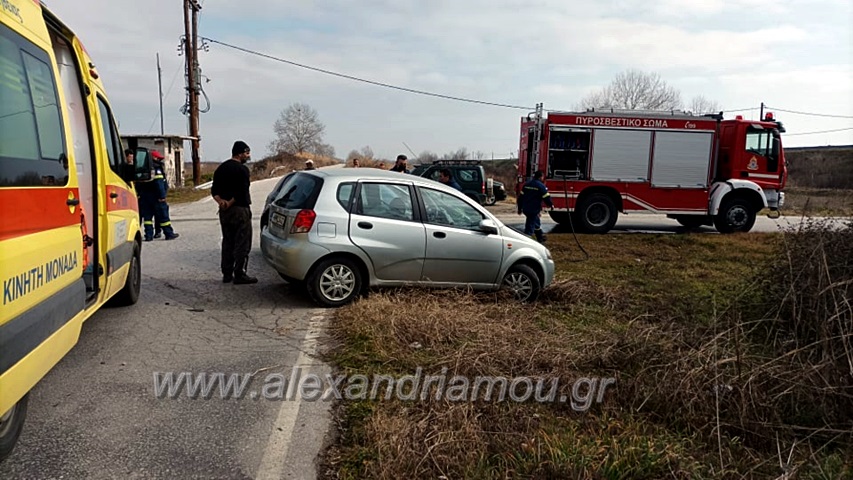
[290, 209, 316, 234]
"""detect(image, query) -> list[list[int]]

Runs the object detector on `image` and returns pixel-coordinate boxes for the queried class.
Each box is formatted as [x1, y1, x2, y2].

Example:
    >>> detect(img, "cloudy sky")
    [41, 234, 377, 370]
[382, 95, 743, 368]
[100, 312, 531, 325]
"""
[47, 0, 852, 162]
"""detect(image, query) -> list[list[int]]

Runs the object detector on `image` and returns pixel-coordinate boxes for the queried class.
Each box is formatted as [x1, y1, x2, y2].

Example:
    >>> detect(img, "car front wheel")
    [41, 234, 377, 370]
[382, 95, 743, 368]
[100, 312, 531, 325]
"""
[502, 264, 541, 303]
[307, 257, 363, 307]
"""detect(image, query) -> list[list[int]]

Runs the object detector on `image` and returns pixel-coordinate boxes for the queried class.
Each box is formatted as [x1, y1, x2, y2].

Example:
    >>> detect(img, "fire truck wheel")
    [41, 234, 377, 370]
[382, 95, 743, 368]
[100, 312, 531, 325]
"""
[576, 193, 618, 234]
[714, 198, 756, 233]
[0, 394, 28, 462]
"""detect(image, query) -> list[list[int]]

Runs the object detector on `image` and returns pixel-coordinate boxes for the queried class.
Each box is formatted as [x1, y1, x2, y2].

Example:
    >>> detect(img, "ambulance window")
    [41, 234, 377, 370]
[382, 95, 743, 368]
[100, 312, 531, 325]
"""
[96, 96, 122, 175]
[0, 24, 68, 187]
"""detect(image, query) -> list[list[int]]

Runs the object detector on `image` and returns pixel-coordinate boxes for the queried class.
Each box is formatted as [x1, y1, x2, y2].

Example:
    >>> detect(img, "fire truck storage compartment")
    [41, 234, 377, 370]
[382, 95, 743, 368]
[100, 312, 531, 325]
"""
[548, 127, 590, 179]
[590, 129, 652, 182]
[650, 131, 714, 188]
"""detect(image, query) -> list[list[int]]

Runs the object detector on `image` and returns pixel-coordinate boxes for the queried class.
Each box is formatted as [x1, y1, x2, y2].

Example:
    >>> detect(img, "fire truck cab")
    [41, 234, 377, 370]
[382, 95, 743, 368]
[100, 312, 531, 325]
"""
[517, 107, 787, 233]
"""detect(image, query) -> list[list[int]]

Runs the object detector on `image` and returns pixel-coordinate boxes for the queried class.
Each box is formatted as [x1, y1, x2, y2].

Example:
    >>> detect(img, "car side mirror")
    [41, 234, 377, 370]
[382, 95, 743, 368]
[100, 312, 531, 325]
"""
[771, 137, 780, 160]
[479, 219, 498, 235]
[133, 147, 153, 182]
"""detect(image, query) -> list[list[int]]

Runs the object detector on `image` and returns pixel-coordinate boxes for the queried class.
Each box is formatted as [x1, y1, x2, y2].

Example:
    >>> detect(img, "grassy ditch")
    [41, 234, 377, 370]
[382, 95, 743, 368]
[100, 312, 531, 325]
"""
[321, 225, 853, 479]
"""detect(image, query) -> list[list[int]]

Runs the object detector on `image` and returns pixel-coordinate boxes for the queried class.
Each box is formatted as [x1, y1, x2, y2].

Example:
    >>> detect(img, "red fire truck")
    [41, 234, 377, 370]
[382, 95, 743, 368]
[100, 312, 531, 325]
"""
[517, 106, 787, 233]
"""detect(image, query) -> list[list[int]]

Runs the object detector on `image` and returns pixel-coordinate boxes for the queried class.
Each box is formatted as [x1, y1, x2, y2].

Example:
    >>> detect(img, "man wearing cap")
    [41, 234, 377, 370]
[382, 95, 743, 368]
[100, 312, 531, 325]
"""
[211, 141, 258, 284]
[139, 150, 179, 241]
[304, 159, 315, 170]
[390, 154, 409, 173]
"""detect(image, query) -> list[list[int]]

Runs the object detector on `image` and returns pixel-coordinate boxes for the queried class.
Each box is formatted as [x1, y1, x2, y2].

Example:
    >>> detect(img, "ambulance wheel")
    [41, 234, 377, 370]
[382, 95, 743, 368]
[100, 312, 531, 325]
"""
[576, 193, 617, 234]
[0, 394, 29, 462]
[111, 242, 141, 306]
[714, 198, 756, 233]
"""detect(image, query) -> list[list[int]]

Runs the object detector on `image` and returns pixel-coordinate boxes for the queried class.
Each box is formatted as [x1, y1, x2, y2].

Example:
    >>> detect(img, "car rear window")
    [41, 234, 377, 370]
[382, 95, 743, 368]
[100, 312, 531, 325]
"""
[272, 173, 322, 210]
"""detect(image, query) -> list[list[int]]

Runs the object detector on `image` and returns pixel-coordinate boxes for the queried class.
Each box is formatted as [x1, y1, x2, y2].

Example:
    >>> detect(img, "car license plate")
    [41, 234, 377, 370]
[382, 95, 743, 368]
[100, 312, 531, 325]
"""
[270, 212, 285, 228]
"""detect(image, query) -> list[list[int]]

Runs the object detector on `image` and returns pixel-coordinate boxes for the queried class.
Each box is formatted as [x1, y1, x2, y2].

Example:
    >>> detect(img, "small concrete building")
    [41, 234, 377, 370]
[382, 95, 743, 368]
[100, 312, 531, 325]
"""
[121, 134, 195, 188]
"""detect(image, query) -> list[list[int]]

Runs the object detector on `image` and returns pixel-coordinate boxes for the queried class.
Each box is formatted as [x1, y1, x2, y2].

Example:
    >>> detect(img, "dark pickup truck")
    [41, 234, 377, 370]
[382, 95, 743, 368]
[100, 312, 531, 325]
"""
[411, 160, 506, 206]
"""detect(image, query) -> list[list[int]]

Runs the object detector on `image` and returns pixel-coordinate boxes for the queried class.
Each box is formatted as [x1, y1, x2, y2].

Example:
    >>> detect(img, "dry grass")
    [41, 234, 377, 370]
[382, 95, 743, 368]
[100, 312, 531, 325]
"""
[778, 188, 853, 217]
[321, 229, 853, 479]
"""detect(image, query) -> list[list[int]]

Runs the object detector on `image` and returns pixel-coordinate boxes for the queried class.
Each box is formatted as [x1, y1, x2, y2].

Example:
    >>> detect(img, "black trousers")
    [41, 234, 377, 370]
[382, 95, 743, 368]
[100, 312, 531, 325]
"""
[219, 206, 252, 276]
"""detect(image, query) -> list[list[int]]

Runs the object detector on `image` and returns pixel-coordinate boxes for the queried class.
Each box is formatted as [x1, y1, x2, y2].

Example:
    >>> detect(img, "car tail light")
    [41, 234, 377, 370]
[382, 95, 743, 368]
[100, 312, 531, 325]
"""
[481, 181, 485, 193]
[290, 209, 316, 234]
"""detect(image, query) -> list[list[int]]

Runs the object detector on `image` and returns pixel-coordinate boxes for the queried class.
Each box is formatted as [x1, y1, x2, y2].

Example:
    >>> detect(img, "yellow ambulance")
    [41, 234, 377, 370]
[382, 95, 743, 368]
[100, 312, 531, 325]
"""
[1, 0, 152, 460]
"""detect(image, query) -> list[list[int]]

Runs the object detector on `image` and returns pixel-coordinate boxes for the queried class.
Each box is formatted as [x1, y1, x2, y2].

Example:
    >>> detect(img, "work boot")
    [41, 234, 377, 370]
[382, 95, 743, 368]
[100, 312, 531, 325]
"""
[165, 233, 180, 240]
[534, 228, 546, 243]
[222, 273, 233, 283]
[233, 273, 258, 285]
[153, 232, 162, 239]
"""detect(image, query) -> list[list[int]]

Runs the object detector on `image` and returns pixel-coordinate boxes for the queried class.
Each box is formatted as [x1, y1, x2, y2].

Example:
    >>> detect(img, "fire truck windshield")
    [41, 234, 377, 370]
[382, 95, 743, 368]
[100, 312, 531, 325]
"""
[745, 126, 773, 157]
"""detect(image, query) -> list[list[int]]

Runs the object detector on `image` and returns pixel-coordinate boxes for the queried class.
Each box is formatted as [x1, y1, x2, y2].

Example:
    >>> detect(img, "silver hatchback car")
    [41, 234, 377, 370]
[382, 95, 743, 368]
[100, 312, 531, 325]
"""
[260, 169, 555, 307]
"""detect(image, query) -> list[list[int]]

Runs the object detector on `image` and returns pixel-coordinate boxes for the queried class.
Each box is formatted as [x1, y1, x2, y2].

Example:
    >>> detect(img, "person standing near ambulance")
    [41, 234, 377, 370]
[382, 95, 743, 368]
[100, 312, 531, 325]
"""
[138, 151, 178, 241]
[212, 141, 258, 284]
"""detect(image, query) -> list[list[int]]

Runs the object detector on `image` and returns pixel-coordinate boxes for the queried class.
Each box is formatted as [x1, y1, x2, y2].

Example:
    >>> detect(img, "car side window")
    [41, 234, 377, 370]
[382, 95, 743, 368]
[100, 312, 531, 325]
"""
[419, 187, 483, 230]
[0, 25, 68, 187]
[337, 182, 355, 210]
[458, 168, 480, 183]
[356, 183, 414, 221]
[426, 169, 442, 181]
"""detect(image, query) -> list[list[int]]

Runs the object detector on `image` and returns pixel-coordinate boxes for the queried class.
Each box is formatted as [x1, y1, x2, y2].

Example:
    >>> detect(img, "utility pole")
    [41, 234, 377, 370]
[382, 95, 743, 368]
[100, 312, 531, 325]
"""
[183, 0, 201, 185]
[157, 53, 164, 136]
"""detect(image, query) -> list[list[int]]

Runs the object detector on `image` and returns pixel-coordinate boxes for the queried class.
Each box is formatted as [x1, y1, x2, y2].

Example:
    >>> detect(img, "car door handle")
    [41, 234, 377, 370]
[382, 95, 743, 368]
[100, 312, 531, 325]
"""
[433, 231, 446, 239]
[110, 192, 119, 198]
[357, 221, 373, 230]
[66, 197, 80, 206]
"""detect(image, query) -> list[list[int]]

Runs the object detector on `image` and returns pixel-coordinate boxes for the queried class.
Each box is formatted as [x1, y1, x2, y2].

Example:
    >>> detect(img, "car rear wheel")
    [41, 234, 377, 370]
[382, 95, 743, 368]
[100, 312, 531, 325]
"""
[502, 264, 541, 303]
[0, 394, 29, 462]
[307, 257, 363, 307]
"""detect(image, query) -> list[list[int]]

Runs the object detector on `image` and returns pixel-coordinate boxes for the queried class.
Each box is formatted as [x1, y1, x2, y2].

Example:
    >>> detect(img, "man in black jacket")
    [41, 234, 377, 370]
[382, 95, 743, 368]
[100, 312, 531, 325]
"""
[211, 140, 258, 284]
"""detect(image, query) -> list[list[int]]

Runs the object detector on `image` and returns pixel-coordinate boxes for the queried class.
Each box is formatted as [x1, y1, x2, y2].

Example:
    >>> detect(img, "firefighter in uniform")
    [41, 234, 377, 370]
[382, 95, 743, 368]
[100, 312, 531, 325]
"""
[139, 151, 179, 241]
[517, 170, 553, 243]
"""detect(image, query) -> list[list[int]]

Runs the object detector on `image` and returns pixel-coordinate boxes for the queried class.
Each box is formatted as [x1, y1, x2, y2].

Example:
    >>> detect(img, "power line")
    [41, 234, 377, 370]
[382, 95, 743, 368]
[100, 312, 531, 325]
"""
[201, 36, 535, 111]
[721, 107, 758, 113]
[785, 127, 853, 136]
[146, 64, 183, 134]
[766, 106, 853, 119]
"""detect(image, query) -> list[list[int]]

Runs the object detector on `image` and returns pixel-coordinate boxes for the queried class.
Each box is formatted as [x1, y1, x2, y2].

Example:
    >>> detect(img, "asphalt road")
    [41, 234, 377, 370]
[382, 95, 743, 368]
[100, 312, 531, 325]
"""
[0, 177, 333, 479]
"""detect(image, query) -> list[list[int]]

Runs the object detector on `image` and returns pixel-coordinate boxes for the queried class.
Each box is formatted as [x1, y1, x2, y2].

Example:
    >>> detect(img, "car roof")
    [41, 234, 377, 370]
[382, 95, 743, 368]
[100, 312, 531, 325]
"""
[294, 167, 467, 195]
[305, 168, 429, 182]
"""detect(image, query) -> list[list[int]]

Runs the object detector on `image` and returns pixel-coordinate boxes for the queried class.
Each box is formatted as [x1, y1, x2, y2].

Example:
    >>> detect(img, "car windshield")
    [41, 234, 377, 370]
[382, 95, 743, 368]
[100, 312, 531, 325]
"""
[273, 173, 322, 210]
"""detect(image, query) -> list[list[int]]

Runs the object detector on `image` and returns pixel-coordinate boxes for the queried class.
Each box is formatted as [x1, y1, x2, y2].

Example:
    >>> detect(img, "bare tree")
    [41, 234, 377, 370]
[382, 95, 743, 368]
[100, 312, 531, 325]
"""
[313, 143, 335, 159]
[417, 151, 438, 164]
[441, 147, 469, 160]
[688, 95, 722, 115]
[346, 146, 374, 162]
[578, 69, 682, 111]
[472, 151, 487, 161]
[268, 103, 327, 155]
